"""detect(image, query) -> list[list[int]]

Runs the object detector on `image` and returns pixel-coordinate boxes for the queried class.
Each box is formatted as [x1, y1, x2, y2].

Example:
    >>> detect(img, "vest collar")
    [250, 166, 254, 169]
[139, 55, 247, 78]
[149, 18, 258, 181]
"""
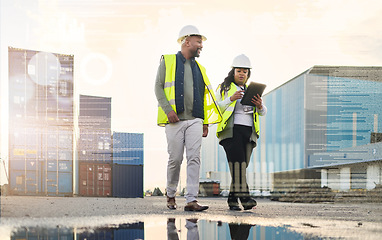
[177, 51, 196, 66]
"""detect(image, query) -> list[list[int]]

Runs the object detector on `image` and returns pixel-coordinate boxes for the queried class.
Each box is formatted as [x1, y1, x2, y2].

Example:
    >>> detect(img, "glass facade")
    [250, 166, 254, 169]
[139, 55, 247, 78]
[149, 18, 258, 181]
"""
[326, 76, 381, 150]
[201, 66, 382, 192]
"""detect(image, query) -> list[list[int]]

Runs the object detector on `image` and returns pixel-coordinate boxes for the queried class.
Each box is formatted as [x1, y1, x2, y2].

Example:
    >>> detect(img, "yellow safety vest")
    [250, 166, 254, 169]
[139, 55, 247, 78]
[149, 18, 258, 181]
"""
[216, 82, 260, 138]
[157, 54, 222, 126]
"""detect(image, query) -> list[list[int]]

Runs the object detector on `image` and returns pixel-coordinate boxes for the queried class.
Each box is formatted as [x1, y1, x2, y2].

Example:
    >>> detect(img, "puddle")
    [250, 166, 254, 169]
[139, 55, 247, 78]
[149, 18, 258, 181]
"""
[6, 218, 340, 240]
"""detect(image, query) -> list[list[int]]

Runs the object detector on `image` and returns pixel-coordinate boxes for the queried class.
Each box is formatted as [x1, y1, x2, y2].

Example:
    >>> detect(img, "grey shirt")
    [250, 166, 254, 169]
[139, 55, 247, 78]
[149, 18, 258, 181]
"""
[154, 57, 195, 121]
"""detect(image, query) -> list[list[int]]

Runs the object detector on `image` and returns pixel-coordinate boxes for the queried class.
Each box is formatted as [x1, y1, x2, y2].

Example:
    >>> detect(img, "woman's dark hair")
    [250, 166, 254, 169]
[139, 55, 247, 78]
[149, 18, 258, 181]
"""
[219, 68, 251, 95]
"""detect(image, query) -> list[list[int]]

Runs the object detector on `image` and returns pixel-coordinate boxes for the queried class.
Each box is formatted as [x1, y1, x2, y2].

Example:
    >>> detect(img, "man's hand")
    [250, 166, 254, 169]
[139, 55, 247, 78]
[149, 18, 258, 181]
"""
[203, 124, 208, 137]
[167, 110, 179, 123]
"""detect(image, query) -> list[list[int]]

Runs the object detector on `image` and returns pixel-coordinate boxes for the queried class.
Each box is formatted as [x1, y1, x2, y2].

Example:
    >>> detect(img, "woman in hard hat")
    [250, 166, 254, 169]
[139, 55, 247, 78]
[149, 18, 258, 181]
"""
[215, 54, 267, 211]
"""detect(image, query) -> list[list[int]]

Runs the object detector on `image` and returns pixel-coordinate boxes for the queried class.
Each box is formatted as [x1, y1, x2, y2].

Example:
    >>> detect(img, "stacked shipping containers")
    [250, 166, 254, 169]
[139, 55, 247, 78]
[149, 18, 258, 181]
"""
[112, 132, 144, 198]
[11, 222, 144, 240]
[8, 47, 74, 196]
[78, 95, 112, 197]
[8, 49, 144, 198]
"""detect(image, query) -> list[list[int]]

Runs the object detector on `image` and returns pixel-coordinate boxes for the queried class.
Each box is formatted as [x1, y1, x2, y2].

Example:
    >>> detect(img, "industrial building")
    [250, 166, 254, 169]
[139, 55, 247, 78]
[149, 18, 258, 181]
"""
[201, 66, 382, 198]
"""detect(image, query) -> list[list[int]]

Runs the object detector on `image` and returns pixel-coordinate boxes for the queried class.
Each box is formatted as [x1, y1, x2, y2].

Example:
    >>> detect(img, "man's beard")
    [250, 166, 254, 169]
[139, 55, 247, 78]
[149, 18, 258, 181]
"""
[192, 48, 201, 58]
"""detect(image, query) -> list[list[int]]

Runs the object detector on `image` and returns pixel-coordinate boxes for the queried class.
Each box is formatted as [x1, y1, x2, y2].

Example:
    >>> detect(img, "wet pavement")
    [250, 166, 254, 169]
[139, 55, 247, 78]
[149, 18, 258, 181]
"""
[8, 219, 337, 239]
[1, 196, 382, 239]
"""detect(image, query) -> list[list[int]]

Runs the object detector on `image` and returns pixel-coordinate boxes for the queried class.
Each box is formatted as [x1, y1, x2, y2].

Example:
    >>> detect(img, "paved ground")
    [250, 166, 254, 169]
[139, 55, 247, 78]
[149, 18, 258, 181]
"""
[1, 196, 382, 239]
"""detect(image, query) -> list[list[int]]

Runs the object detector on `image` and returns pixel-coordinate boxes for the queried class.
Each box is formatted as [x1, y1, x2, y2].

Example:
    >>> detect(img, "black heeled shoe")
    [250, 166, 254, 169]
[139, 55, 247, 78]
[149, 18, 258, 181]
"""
[229, 205, 242, 211]
[242, 198, 257, 210]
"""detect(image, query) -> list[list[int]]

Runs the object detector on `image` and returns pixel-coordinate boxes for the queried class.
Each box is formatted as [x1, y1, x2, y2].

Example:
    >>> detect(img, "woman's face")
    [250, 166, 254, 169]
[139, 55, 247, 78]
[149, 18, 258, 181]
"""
[233, 68, 249, 86]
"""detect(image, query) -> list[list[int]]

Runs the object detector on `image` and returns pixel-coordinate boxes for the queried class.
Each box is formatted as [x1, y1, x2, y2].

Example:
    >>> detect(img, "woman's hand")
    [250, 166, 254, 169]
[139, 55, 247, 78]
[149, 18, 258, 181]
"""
[251, 94, 263, 110]
[230, 90, 245, 101]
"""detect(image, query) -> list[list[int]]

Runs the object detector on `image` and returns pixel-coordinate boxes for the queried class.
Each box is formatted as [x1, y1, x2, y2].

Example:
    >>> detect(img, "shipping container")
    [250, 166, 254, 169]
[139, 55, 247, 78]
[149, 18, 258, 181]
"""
[10, 223, 143, 240]
[8, 47, 74, 127]
[9, 161, 73, 196]
[11, 227, 75, 240]
[113, 222, 144, 240]
[9, 126, 74, 196]
[78, 128, 112, 163]
[79, 94, 111, 129]
[79, 162, 112, 197]
[112, 132, 144, 165]
[8, 47, 74, 196]
[77, 228, 113, 240]
[199, 180, 220, 197]
[112, 164, 143, 198]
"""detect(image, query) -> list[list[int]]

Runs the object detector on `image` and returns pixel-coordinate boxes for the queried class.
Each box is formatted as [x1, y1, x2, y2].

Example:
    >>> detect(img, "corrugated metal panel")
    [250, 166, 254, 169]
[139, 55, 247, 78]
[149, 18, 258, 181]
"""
[9, 170, 38, 194]
[9, 164, 73, 196]
[79, 95, 111, 130]
[113, 222, 144, 240]
[8, 48, 74, 197]
[77, 228, 113, 240]
[79, 162, 112, 197]
[78, 128, 112, 163]
[79, 95, 112, 117]
[112, 132, 144, 165]
[112, 164, 143, 198]
[113, 150, 143, 165]
[11, 227, 75, 240]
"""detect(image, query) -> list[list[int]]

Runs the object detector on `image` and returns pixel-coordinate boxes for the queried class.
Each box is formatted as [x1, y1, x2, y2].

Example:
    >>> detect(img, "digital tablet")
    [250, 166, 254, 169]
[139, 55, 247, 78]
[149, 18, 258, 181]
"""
[241, 82, 267, 106]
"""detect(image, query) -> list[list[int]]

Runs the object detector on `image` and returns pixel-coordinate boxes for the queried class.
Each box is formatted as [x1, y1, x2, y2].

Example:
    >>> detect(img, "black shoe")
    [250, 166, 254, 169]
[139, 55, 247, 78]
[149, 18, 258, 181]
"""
[229, 205, 242, 211]
[242, 198, 257, 210]
[228, 193, 240, 211]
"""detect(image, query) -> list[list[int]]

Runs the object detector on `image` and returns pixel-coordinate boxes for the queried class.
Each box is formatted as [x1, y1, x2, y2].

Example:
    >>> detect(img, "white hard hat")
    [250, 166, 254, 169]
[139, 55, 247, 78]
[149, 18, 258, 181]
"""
[231, 54, 252, 69]
[177, 25, 207, 43]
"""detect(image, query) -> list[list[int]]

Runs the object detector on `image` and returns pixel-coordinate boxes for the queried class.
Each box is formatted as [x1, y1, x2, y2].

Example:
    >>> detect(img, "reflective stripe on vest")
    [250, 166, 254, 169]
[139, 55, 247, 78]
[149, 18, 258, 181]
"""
[216, 82, 260, 137]
[157, 54, 222, 126]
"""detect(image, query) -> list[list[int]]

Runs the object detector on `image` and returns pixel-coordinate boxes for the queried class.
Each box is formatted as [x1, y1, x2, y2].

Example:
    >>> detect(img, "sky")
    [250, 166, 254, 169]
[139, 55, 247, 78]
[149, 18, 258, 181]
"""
[1, 0, 382, 190]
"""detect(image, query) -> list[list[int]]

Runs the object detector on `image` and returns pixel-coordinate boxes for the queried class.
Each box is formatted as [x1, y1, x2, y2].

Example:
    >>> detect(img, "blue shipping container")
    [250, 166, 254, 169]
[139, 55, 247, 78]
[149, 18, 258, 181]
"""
[77, 228, 113, 240]
[112, 132, 143, 165]
[9, 161, 73, 196]
[114, 222, 144, 240]
[11, 227, 74, 240]
[112, 164, 143, 198]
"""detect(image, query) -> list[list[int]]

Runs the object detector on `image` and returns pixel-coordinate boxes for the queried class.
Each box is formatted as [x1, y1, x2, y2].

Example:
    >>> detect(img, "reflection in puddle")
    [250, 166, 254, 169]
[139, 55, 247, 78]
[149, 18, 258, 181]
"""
[11, 222, 144, 240]
[9, 218, 335, 240]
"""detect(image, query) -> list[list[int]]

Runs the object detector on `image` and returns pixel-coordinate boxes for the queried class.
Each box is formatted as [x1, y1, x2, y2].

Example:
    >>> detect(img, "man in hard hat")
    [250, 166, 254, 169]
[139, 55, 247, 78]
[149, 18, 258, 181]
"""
[154, 25, 221, 211]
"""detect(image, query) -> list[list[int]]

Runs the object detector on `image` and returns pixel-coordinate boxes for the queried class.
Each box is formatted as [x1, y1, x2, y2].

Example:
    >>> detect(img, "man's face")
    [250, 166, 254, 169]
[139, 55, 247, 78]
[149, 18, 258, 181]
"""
[186, 35, 203, 58]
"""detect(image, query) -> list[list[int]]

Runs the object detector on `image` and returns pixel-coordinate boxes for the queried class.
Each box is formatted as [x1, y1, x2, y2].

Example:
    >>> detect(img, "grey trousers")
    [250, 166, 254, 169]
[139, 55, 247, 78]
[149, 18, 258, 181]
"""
[165, 118, 203, 203]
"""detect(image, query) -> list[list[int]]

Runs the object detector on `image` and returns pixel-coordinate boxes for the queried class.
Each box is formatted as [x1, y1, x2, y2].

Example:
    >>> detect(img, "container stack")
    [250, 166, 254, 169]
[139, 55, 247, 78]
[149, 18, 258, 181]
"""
[8, 47, 74, 196]
[112, 132, 144, 198]
[78, 95, 112, 197]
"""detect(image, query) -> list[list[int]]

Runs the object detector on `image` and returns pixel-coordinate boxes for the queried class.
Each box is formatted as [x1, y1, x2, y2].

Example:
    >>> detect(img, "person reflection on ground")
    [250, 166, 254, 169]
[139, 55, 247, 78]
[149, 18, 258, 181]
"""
[186, 219, 199, 240]
[167, 218, 179, 240]
[229, 223, 254, 240]
[167, 218, 199, 240]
